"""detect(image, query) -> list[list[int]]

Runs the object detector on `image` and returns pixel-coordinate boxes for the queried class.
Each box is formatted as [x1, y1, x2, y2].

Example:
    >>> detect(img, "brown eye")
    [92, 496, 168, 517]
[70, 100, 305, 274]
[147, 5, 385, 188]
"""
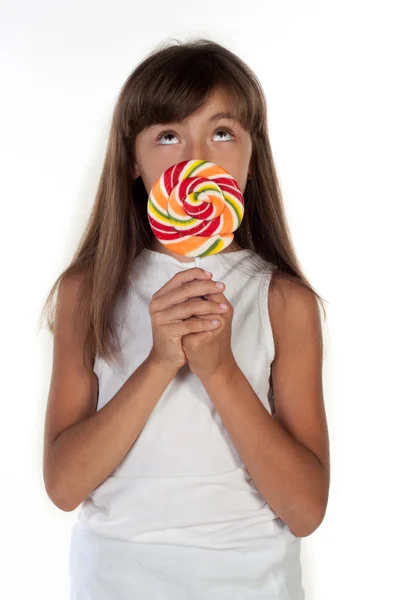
[214, 128, 235, 141]
[157, 131, 178, 144]
[156, 127, 236, 144]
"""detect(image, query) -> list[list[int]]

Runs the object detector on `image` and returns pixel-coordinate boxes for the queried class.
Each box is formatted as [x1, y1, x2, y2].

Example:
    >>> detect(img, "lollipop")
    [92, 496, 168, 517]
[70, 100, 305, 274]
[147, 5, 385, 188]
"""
[147, 159, 245, 270]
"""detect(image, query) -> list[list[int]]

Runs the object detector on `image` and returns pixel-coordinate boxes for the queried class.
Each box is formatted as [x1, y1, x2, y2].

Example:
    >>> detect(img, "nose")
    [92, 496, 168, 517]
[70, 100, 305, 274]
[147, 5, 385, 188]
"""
[183, 138, 211, 163]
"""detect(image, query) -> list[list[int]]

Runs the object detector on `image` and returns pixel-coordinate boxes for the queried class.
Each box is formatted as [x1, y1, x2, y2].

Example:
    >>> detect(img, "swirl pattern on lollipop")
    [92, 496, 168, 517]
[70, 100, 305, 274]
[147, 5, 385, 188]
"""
[147, 159, 245, 257]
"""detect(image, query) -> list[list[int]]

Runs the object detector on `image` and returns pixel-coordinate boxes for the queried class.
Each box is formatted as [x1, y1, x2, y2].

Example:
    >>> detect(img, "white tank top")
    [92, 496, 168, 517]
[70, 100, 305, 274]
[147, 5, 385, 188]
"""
[69, 248, 305, 599]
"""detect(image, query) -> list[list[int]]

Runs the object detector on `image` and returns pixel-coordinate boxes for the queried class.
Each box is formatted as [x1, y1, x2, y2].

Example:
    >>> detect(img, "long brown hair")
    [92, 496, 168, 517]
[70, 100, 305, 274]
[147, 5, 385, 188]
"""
[38, 37, 328, 374]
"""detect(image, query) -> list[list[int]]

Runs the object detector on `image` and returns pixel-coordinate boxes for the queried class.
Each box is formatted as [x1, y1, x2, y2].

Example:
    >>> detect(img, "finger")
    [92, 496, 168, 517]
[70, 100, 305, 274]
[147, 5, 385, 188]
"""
[154, 268, 211, 300]
[201, 291, 227, 303]
[179, 297, 226, 321]
[193, 293, 230, 322]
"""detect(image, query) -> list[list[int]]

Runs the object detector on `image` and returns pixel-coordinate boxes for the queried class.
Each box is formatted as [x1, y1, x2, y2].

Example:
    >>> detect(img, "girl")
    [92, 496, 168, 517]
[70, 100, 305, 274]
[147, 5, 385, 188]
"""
[41, 38, 330, 599]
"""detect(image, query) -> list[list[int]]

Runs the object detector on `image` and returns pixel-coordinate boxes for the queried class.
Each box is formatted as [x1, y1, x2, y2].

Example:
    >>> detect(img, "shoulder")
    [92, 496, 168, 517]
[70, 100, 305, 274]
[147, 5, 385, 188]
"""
[55, 271, 90, 338]
[268, 271, 323, 356]
[58, 270, 89, 303]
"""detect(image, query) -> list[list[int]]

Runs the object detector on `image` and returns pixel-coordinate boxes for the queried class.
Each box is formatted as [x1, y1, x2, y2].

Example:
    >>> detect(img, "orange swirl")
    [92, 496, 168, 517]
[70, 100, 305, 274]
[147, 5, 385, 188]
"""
[147, 159, 245, 257]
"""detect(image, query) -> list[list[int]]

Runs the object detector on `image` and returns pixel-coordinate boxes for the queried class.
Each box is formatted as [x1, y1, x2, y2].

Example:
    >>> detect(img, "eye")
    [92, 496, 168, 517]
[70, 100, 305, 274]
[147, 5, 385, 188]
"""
[156, 127, 235, 144]
[214, 128, 235, 141]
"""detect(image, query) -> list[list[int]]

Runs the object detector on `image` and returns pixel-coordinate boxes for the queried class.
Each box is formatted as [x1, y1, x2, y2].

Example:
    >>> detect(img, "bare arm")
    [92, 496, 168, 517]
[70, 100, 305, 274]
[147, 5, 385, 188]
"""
[42, 273, 177, 512]
[43, 267, 218, 513]
[198, 276, 329, 537]
[46, 354, 175, 512]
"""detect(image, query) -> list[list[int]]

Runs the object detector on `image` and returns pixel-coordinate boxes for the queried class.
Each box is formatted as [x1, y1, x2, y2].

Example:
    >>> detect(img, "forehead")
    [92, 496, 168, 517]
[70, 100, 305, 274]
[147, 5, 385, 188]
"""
[201, 87, 234, 110]
[151, 90, 240, 128]
[185, 89, 237, 121]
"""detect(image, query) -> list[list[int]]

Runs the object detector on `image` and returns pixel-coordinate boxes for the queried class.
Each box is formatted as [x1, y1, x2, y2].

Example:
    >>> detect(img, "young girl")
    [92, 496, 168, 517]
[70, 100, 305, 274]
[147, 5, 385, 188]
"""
[41, 38, 330, 599]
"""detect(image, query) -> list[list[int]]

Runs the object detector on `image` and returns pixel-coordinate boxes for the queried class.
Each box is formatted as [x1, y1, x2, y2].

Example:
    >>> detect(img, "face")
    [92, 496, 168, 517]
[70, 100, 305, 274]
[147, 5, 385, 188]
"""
[132, 88, 253, 261]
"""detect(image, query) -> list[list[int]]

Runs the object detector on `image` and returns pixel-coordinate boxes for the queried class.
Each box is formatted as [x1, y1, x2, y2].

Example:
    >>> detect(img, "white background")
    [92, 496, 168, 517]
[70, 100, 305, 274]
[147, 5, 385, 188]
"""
[1, 0, 397, 598]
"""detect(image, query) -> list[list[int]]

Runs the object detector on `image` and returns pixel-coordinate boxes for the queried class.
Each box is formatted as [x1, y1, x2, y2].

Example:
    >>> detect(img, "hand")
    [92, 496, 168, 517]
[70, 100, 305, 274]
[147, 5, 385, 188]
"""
[148, 268, 230, 375]
[181, 284, 236, 379]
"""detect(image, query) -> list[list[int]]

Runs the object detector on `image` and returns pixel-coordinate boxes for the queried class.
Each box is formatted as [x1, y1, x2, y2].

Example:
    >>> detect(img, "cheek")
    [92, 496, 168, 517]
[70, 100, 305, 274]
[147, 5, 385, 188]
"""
[233, 173, 248, 194]
[221, 154, 250, 192]
[142, 163, 171, 193]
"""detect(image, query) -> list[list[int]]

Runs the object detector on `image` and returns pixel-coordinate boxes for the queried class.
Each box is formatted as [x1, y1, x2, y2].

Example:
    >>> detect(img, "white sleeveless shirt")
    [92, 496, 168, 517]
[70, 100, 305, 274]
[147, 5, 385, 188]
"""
[69, 248, 305, 599]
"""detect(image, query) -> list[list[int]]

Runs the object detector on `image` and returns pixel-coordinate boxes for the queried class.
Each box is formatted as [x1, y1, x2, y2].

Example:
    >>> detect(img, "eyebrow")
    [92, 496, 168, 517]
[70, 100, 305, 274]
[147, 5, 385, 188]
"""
[151, 112, 239, 129]
[207, 112, 238, 123]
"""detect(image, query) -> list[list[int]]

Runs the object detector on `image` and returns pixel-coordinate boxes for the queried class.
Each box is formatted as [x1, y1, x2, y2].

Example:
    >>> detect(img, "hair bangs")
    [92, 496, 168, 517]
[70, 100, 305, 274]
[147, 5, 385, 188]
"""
[128, 49, 259, 138]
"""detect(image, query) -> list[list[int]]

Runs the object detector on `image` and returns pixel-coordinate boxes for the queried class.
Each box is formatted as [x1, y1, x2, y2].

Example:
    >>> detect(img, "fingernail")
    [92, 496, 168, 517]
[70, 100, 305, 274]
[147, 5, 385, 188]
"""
[216, 282, 224, 289]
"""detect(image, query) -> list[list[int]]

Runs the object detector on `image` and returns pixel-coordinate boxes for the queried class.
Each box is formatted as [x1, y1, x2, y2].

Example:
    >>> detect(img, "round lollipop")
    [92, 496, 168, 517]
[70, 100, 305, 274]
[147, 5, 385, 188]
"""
[147, 159, 245, 270]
